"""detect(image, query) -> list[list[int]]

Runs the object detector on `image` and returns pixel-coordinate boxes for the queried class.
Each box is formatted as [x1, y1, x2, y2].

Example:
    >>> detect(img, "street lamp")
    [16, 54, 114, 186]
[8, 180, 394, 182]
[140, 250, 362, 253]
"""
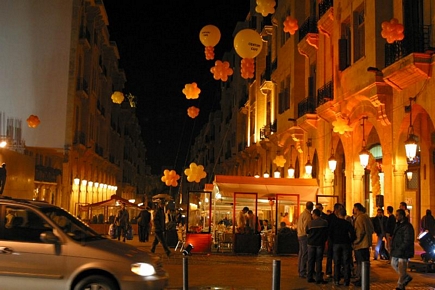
[305, 139, 312, 176]
[287, 145, 295, 178]
[328, 134, 337, 173]
[405, 97, 418, 161]
[359, 116, 370, 168]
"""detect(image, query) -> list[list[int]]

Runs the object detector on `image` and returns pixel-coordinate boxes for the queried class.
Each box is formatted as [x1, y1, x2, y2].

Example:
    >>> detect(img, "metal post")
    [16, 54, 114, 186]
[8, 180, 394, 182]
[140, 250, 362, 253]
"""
[361, 261, 370, 290]
[183, 257, 188, 290]
[272, 260, 281, 290]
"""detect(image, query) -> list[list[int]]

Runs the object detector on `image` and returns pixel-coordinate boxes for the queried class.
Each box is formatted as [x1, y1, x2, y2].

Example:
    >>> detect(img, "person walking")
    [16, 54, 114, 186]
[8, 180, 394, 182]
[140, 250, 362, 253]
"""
[391, 208, 415, 290]
[386, 206, 396, 254]
[150, 200, 171, 257]
[297, 201, 313, 278]
[0, 163, 7, 195]
[352, 203, 374, 286]
[371, 208, 388, 260]
[136, 206, 151, 242]
[306, 208, 329, 284]
[330, 207, 356, 286]
[325, 203, 344, 279]
[115, 203, 129, 242]
[420, 209, 435, 236]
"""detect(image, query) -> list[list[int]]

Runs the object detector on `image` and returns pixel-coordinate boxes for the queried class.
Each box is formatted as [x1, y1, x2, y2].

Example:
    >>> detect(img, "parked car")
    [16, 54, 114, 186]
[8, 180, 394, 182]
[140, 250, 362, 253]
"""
[0, 196, 168, 290]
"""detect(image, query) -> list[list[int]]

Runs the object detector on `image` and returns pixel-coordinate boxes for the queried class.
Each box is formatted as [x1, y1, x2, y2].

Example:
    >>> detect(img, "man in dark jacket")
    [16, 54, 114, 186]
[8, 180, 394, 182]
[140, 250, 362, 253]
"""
[371, 208, 388, 260]
[391, 209, 414, 289]
[306, 209, 329, 284]
[136, 207, 151, 242]
[325, 203, 344, 278]
[386, 206, 396, 253]
[151, 200, 171, 257]
[115, 203, 129, 242]
[330, 207, 356, 286]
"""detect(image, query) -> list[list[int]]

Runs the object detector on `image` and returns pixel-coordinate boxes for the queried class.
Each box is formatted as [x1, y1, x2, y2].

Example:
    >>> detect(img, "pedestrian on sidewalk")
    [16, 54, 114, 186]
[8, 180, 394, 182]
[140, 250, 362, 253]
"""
[306, 208, 329, 284]
[297, 201, 313, 278]
[391, 208, 414, 290]
[420, 209, 435, 237]
[136, 206, 151, 242]
[151, 200, 171, 257]
[352, 203, 374, 287]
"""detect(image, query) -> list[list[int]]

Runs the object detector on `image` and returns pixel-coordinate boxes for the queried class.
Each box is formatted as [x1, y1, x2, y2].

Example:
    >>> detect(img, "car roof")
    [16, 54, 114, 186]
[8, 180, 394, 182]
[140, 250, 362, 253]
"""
[0, 196, 56, 209]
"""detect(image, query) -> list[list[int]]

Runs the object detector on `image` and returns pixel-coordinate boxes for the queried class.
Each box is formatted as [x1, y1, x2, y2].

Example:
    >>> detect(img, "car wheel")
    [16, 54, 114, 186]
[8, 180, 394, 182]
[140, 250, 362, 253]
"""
[73, 275, 119, 290]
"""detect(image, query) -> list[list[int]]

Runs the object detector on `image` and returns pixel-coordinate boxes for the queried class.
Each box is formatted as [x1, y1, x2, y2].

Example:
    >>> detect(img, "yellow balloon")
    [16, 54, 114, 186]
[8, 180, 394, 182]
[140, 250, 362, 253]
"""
[233, 29, 263, 59]
[199, 25, 221, 47]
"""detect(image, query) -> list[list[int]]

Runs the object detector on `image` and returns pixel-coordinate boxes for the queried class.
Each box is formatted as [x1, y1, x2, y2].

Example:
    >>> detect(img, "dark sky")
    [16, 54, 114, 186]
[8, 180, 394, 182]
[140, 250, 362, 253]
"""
[104, 1, 250, 175]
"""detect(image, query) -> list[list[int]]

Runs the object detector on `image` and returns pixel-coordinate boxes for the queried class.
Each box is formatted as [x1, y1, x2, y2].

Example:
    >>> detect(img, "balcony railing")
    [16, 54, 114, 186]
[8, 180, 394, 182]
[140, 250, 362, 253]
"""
[299, 16, 318, 42]
[297, 97, 316, 118]
[317, 81, 333, 107]
[319, 0, 333, 18]
[385, 25, 431, 67]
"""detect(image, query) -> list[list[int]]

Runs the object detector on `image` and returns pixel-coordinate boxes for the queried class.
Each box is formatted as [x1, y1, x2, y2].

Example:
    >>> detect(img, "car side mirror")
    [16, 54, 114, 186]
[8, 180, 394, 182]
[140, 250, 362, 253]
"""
[40, 231, 60, 244]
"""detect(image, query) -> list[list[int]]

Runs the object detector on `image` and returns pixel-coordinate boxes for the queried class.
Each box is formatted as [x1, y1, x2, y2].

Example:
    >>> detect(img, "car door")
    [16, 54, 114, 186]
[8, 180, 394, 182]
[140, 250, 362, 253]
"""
[0, 204, 67, 290]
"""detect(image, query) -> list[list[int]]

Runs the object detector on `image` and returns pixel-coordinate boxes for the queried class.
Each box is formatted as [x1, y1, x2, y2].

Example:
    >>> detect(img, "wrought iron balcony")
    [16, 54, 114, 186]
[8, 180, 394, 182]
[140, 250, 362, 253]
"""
[317, 81, 333, 106]
[299, 16, 318, 42]
[297, 97, 316, 118]
[260, 121, 277, 140]
[319, 0, 333, 18]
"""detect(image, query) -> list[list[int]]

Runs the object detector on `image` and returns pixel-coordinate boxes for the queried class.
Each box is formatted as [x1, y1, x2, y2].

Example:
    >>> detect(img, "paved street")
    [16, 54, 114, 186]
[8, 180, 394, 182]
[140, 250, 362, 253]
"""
[124, 236, 435, 289]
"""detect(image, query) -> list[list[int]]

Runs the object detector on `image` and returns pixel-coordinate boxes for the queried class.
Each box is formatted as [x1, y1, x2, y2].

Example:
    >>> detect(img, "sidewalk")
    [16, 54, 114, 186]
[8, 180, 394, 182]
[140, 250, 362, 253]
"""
[124, 237, 434, 289]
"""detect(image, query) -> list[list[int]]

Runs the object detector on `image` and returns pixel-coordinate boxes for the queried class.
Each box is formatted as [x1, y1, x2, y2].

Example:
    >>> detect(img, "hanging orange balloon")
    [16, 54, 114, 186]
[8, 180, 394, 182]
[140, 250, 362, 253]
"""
[240, 58, 255, 79]
[210, 60, 234, 82]
[255, 0, 276, 17]
[283, 15, 299, 35]
[233, 29, 263, 59]
[182, 82, 201, 99]
[184, 162, 207, 183]
[161, 169, 180, 187]
[187, 106, 200, 119]
[111, 91, 124, 104]
[199, 25, 221, 60]
[381, 18, 404, 44]
[27, 115, 41, 128]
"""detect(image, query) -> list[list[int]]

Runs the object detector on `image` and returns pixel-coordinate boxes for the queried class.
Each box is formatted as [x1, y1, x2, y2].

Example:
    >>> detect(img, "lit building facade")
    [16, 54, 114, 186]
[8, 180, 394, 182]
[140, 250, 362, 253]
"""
[0, 0, 148, 215]
[190, 0, 435, 234]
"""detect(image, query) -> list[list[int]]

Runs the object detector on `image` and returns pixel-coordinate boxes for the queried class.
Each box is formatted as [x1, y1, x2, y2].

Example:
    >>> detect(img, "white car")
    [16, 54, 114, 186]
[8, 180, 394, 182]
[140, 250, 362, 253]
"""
[0, 197, 168, 290]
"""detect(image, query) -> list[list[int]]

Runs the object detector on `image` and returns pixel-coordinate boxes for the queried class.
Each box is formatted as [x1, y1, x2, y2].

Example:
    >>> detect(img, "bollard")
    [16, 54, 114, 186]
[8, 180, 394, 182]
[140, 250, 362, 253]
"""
[361, 261, 370, 290]
[183, 257, 188, 290]
[272, 260, 281, 290]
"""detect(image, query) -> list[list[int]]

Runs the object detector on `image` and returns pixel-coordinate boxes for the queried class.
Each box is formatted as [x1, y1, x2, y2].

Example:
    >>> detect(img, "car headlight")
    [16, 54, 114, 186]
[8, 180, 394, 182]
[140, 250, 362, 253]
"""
[131, 263, 156, 276]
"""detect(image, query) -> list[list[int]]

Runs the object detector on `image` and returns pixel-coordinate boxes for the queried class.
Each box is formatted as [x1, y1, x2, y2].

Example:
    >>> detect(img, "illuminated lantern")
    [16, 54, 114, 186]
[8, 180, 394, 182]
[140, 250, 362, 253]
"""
[161, 169, 180, 187]
[182, 82, 201, 99]
[240, 58, 255, 79]
[234, 29, 263, 59]
[255, 0, 276, 17]
[184, 162, 207, 183]
[27, 115, 41, 128]
[283, 16, 299, 35]
[199, 25, 221, 60]
[273, 155, 287, 168]
[111, 91, 124, 104]
[210, 60, 234, 82]
[381, 18, 404, 44]
[187, 106, 200, 119]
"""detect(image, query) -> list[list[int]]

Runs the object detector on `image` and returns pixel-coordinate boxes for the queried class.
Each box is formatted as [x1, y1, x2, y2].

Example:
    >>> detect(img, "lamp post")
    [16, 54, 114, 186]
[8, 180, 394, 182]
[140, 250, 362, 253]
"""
[305, 139, 313, 177]
[287, 145, 295, 178]
[405, 97, 418, 161]
[359, 116, 370, 168]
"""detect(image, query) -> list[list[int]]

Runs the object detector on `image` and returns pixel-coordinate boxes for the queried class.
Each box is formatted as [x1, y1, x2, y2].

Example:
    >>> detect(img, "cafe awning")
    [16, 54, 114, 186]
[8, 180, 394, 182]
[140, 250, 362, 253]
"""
[210, 175, 319, 202]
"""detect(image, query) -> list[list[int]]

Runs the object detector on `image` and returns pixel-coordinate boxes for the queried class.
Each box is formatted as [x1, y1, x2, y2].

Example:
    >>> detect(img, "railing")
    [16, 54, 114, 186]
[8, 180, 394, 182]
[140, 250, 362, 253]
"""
[385, 25, 431, 67]
[299, 16, 318, 42]
[297, 97, 316, 118]
[319, 0, 333, 18]
[317, 81, 333, 107]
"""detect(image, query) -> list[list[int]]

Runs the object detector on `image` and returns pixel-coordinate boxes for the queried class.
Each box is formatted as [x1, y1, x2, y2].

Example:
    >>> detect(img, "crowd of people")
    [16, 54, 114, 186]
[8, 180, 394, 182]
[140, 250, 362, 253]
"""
[297, 201, 420, 290]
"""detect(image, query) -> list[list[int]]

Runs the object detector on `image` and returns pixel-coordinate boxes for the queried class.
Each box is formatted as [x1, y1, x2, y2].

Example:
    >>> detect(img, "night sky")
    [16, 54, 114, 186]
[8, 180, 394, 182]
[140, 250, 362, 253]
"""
[104, 1, 250, 175]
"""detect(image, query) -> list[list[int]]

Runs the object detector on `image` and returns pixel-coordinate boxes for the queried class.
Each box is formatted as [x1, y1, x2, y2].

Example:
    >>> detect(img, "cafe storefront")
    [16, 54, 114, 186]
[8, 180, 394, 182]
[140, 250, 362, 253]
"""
[186, 175, 319, 255]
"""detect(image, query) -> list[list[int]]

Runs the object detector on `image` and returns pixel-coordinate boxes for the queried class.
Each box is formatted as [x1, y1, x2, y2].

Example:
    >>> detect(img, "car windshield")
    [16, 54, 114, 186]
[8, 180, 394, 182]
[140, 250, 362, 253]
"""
[41, 207, 104, 242]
